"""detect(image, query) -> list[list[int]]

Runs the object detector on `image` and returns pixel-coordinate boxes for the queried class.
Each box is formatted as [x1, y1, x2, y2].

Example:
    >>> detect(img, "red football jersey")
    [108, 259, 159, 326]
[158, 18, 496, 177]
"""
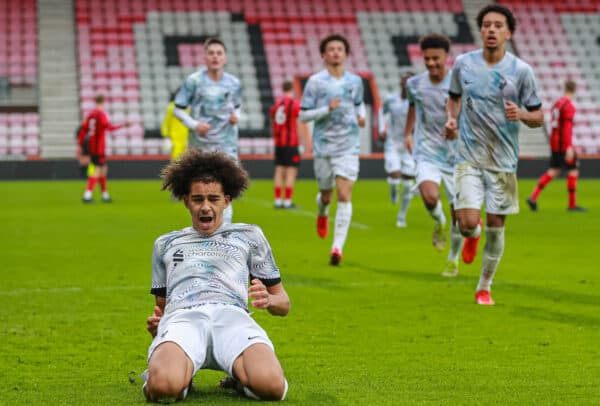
[270, 96, 300, 147]
[78, 108, 122, 156]
[549, 96, 575, 152]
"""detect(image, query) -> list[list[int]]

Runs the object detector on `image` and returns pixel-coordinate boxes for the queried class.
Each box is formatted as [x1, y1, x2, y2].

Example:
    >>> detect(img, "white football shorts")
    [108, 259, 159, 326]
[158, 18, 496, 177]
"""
[453, 162, 519, 215]
[314, 154, 360, 190]
[147, 304, 274, 376]
[384, 144, 416, 177]
[416, 160, 456, 205]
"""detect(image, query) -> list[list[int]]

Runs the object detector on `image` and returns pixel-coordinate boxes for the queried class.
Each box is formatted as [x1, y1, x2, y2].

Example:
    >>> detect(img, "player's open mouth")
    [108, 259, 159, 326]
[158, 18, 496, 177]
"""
[199, 216, 213, 223]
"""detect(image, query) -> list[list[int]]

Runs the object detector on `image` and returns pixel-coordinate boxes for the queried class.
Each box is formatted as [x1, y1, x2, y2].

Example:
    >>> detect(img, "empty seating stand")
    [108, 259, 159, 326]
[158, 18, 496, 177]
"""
[501, 0, 600, 154]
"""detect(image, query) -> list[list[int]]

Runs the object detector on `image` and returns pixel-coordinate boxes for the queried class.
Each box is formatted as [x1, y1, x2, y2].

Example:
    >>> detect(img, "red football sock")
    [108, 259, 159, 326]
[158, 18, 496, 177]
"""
[99, 175, 107, 192]
[285, 186, 294, 200]
[531, 173, 553, 201]
[86, 176, 97, 192]
[567, 174, 577, 208]
[274, 186, 282, 199]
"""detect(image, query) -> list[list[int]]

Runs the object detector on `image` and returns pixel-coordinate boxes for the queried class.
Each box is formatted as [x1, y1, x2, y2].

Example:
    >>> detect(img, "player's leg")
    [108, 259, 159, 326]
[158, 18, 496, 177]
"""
[441, 171, 463, 277]
[453, 163, 485, 263]
[474, 170, 519, 305]
[82, 155, 100, 202]
[384, 143, 401, 205]
[215, 306, 287, 401]
[396, 151, 417, 227]
[273, 165, 285, 208]
[329, 155, 359, 265]
[283, 166, 299, 208]
[416, 161, 446, 250]
[231, 343, 287, 400]
[314, 157, 335, 238]
[566, 153, 586, 211]
[528, 153, 561, 211]
[97, 162, 111, 202]
[144, 309, 205, 402]
[331, 176, 354, 265]
[145, 342, 195, 402]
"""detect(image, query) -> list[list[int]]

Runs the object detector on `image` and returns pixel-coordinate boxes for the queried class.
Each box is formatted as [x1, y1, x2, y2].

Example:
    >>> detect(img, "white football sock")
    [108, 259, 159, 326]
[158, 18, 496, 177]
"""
[398, 179, 415, 220]
[332, 202, 352, 252]
[223, 204, 233, 224]
[316, 192, 330, 217]
[477, 227, 505, 292]
[447, 223, 465, 262]
[427, 200, 446, 225]
[83, 190, 92, 199]
[463, 222, 482, 238]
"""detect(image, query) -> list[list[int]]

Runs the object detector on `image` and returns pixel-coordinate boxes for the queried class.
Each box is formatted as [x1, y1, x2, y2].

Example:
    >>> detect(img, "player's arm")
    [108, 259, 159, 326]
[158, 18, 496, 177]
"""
[504, 102, 543, 128]
[377, 106, 388, 140]
[356, 102, 366, 128]
[249, 279, 290, 316]
[147, 295, 165, 338]
[444, 94, 461, 140]
[404, 105, 416, 152]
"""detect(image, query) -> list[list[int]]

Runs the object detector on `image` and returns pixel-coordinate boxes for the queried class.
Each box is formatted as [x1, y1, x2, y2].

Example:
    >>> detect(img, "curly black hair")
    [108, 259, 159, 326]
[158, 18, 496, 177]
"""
[319, 34, 351, 55]
[419, 33, 451, 52]
[476, 4, 516, 33]
[161, 150, 249, 200]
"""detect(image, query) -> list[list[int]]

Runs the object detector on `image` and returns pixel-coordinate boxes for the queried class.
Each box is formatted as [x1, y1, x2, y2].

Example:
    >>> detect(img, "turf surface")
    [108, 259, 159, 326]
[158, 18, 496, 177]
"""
[1, 178, 598, 404]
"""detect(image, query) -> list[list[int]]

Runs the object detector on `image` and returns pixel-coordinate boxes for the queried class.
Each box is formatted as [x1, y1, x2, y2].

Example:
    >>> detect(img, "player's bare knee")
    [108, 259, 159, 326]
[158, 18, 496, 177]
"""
[248, 372, 286, 400]
[146, 370, 188, 400]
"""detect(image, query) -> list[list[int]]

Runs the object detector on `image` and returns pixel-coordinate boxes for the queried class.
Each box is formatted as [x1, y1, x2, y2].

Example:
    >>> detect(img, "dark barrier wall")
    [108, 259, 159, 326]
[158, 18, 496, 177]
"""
[0, 158, 599, 180]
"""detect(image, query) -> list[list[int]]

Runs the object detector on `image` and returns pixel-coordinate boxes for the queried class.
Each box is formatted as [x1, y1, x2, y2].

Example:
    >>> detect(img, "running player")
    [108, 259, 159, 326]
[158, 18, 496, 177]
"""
[270, 80, 309, 209]
[144, 150, 289, 402]
[172, 37, 242, 223]
[527, 80, 587, 212]
[79, 94, 129, 203]
[445, 4, 543, 305]
[299, 34, 366, 265]
[378, 71, 417, 228]
[404, 33, 465, 278]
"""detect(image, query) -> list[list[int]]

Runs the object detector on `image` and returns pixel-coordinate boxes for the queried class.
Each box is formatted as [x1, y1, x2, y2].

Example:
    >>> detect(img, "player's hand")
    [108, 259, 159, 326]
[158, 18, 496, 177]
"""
[565, 146, 575, 164]
[328, 99, 341, 111]
[147, 306, 163, 338]
[404, 134, 414, 153]
[378, 131, 387, 141]
[228, 113, 238, 125]
[123, 121, 132, 127]
[504, 101, 520, 121]
[357, 116, 366, 128]
[195, 122, 211, 136]
[444, 118, 458, 140]
[249, 278, 270, 310]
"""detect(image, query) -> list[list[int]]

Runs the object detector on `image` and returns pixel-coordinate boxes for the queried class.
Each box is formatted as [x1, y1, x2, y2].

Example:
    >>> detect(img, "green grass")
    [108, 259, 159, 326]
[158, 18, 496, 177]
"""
[1, 178, 599, 405]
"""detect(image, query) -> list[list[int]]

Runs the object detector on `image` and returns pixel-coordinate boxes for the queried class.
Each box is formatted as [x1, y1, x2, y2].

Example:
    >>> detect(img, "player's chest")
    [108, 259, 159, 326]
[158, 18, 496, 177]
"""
[164, 239, 249, 270]
[194, 83, 234, 105]
[317, 79, 359, 101]
[462, 66, 519, 99]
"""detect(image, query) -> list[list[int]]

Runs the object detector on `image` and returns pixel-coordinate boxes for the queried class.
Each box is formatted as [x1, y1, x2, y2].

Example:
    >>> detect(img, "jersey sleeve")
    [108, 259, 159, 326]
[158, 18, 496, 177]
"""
[354, 76, 364, 106]
[77, 120, 88, 145]
[150, 236, 167, 297]
[300, 77, 317, 110]
[519, 65, 542, 111]
[247, 226, 281, 286]
[233, 81, 242, 109]
[174, 75, 195, 109]
[406, 80, 416, 105]
[292, 99, 301, 118]
[561, 101, 576, 147]
[449, 59, 462, 98]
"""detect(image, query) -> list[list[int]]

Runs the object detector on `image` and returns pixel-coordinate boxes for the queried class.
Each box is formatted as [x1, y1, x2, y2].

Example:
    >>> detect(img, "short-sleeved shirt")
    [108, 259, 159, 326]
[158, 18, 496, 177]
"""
[381, 92, 409, 149]
[301, 69, 364, 157]
[449, 50, 542, 173]
[151, 223, 281, 315]
[175, 69, 242, 159]
[270, 95, 301, 147]
[549, 96, 575, 152]
[78, 108, 122, 157]
[407, 71, 457, 172]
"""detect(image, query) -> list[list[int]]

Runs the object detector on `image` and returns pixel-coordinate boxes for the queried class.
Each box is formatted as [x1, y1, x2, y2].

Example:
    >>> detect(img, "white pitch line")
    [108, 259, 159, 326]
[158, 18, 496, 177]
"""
[1, 286, 147, 296]
[242, 197, 370, 230]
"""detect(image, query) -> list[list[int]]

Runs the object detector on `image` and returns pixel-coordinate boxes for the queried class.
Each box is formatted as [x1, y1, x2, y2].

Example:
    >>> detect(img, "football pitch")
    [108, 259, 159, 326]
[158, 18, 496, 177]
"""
[1, 178, 599, 405]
